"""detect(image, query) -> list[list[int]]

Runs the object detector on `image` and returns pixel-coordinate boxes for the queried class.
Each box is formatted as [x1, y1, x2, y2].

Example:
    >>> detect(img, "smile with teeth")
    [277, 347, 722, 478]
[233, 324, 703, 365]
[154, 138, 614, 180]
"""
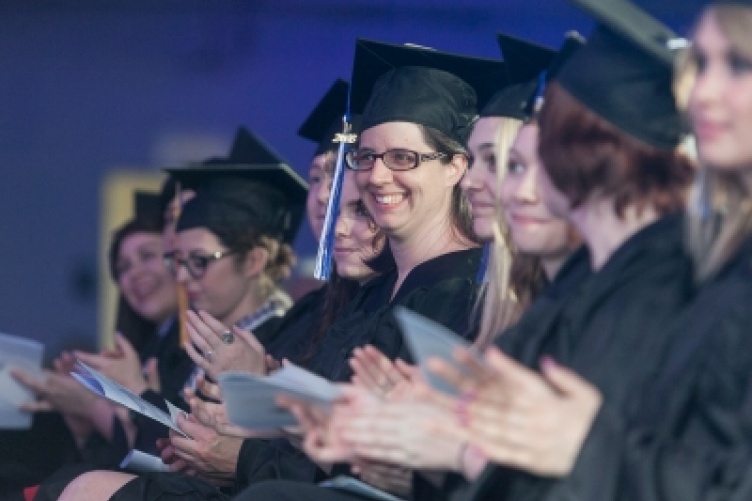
[373, 193, 406, 206]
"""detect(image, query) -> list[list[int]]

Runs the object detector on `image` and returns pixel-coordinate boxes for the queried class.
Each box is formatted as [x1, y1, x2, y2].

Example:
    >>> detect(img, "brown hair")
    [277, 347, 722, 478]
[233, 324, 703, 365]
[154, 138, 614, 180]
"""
[538, 82, 693, 218]
[420, 125, 479, 245]
[109, 216, 164, 351]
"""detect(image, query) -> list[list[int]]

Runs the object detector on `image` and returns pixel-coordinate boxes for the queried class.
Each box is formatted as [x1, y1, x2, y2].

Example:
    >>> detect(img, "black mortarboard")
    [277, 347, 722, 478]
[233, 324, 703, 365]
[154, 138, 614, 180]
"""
[176, 177, 294, 247]
[555, 0, 688, 150]
[350, 39, 508, 144]
[298, 79, 363, 157]
[133, 191, 162, 220]
[480, 81, 539, 120]
[496, 33, 555, 85]
[484, 33, 584, 120]
[166, 127, 308, 244]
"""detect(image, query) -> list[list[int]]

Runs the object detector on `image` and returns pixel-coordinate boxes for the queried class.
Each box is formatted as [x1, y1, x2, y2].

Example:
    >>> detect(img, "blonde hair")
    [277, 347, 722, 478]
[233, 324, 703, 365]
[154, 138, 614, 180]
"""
[253, 236, 296, 307]
[686, 4, 752, 281]
[473, 117, 525, 349]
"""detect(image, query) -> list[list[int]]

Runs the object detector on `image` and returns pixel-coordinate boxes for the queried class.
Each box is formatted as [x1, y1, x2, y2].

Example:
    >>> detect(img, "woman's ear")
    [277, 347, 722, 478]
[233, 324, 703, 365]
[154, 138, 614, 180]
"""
[445, 153, 469, 188]
[242, 246, 270, 279]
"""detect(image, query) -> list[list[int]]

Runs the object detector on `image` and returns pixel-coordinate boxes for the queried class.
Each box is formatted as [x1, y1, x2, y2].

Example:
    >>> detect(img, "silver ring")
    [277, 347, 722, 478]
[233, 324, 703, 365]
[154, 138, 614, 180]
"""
[220, 330, 235, 345]
[205, 349, 214, 363]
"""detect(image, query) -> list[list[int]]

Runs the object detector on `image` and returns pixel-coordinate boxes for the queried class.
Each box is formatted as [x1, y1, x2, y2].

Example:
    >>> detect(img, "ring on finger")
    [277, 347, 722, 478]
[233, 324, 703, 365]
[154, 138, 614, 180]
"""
[220, 329, 235, 345]
[205, 349, 214, 363]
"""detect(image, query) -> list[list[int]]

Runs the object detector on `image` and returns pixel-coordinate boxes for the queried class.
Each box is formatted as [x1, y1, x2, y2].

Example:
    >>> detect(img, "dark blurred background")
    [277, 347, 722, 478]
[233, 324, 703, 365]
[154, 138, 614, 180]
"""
[0, 0, 705, 360]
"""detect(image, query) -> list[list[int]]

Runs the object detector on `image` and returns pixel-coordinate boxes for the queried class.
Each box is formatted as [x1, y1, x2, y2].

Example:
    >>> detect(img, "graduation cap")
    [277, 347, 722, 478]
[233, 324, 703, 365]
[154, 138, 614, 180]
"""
[554, 0, 688, 150]
[482, 33, 584, 120]
[496, 33, 555, 85]
[298, 79, 363, 157]
[176, 176, 295, 249]
[166, 127, 308, 245]
[133, 190, 162, 221]
[480, 81, 539, 120]
[350, 38, 509, 144]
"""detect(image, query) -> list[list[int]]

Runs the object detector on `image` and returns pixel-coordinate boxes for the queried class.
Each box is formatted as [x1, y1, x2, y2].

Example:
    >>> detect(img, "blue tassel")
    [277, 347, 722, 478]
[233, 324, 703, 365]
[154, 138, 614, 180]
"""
[475, 242, 491, 284]
[524, 70, 548, 118]
[313, 115, 351, 280]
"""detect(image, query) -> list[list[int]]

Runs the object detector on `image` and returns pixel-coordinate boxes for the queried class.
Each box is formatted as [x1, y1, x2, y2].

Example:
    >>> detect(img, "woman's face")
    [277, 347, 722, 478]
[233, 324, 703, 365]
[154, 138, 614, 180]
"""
[354, 121, 464, 241]
[501, 124, 572, 258]
[173, 228, 252, 325]
[461, 117, 503, 241]
[334, 173, 381, 284]
[116, 232, 178, 324]
[688, 8, 752, 171]
[306, 152, 334, 240]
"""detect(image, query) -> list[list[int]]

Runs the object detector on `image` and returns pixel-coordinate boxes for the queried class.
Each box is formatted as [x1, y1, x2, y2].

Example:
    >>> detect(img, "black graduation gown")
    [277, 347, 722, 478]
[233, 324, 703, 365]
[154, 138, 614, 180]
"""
[410, 245, 591, 501]
[262, 286, 327, 366]
[454, 213, 695, 501]
[124, 317, 196, 459]
[111, 248, 483, 501]
[234, 248, 483, 488]
[569, 237, 752, 501]
[30, 316, 282, 501]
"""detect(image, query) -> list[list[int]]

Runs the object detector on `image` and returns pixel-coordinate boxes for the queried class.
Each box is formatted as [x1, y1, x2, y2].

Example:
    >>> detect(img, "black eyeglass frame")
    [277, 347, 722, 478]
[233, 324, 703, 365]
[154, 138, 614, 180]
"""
[163, 249, 235, 280]
[345, 148, 447, 172]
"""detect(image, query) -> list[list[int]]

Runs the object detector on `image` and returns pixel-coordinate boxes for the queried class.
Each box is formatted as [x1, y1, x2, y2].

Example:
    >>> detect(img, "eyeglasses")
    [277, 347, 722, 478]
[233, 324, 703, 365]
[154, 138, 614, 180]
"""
[163, 250, 235, 280]
[345, 148, 447, 172]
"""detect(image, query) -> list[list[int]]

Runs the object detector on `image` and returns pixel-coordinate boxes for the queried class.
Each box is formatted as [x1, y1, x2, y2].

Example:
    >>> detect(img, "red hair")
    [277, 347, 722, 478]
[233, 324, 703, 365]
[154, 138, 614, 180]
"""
[538, 82, 692, 217]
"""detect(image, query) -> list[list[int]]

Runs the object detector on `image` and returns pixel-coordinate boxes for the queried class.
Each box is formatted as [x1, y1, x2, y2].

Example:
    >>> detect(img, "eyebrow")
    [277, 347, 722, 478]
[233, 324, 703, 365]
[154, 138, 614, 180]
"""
[136, 242, 160, 251]
[508, 147, 524, 160]
[477, 142, 496, 151]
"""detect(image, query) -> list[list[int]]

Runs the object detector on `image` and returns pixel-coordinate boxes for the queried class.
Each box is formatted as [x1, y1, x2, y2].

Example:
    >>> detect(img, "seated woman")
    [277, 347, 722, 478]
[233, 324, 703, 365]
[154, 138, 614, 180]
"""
[1, 211, 181, 499]
[55, 169, 384, 501]
[6, 208, 189, 496]
[250, 80, 582, 501]
[417, 3, 697, 500]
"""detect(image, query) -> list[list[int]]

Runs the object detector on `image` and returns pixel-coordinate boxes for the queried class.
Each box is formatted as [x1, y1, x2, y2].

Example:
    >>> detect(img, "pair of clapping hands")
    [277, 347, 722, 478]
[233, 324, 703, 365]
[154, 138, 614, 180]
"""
[153, 309, 285, 487]
[11, 333, 161, 447]
[280, 344, 603, 481]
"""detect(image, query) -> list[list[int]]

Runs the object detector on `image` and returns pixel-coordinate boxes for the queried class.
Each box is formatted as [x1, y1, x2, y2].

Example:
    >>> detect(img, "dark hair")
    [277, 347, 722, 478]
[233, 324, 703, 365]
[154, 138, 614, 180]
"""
[420, 125, 478, 243]
[178, 184, 297, 287]
[538, 82, 692, 218]
[509, 252, 548, 309]
[108, 215, 164, 352]
[210, 224, 295, 284]
[109, 216, 163, 281]
[297, 270, 361, 364]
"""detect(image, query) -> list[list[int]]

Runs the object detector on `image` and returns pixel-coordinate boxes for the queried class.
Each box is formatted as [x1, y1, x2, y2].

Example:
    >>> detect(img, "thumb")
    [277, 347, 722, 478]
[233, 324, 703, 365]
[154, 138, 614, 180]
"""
[115, 333, 137, 359]
[540, 356, 590, 396]
[144, 358, 161, 392]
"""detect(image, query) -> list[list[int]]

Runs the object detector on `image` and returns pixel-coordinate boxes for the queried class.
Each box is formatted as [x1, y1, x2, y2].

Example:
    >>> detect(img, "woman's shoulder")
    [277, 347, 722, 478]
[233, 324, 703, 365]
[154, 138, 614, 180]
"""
[392, 247, 483, 303]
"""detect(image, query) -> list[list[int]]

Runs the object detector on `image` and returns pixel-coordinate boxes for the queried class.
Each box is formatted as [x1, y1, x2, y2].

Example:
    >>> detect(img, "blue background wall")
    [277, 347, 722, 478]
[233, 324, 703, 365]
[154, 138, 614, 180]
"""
[0, 0, 704, 359]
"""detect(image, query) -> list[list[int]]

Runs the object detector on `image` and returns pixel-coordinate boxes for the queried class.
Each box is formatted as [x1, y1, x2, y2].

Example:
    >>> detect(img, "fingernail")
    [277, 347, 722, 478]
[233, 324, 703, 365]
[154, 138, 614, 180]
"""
[541, 356, 558, 370]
